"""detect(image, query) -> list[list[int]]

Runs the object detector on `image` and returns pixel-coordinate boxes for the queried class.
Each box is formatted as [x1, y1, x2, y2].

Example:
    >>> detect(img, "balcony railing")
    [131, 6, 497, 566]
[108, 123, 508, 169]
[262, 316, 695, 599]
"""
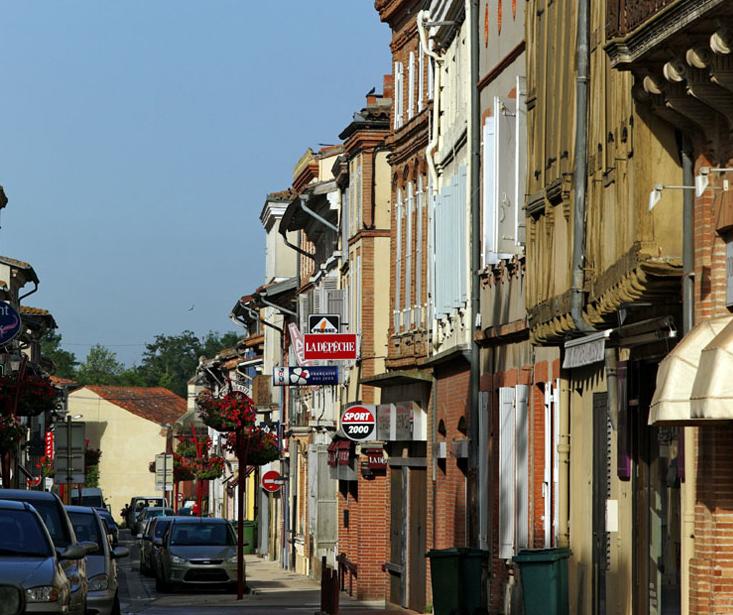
[606, 0, 678, 38]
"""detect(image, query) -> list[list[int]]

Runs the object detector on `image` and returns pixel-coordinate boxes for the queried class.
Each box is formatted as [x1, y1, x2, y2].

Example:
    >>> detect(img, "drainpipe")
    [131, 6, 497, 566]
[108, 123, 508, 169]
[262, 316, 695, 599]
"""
[18, 281, 39, 302]
[467, 0, 482, 550]
[418, 10, 443, 192]
[557, 376, 571, 547]
[681, 137, 695, 615]
[569, 0, 594, 334]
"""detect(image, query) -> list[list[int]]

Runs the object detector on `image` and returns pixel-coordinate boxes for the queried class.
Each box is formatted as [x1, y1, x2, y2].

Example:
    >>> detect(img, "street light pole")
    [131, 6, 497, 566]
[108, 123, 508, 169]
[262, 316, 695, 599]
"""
[162, 423, 172, 506]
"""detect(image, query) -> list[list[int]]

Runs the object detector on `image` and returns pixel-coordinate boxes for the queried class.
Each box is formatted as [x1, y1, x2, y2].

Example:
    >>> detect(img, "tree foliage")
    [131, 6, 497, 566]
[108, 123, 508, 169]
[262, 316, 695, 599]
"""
[40, 332, 78, 379]
[46, 330, 239, 396]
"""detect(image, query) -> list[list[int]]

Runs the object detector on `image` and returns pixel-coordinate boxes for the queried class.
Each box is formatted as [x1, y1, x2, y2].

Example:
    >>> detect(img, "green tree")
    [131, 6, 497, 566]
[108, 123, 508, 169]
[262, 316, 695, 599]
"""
[76, 345, 124, 385]
[40, 331, 78, 379]
[135, 330, 240, 397]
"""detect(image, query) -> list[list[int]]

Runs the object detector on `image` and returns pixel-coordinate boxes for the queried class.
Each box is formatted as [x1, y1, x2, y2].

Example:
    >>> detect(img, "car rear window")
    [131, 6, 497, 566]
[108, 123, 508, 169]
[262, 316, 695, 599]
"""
[169, 523, 235, 546]
[22, 499, 72, 548]
[0, 509, 53, 557]
[68, 511, 104, 550]
[154, 519, 171, 539]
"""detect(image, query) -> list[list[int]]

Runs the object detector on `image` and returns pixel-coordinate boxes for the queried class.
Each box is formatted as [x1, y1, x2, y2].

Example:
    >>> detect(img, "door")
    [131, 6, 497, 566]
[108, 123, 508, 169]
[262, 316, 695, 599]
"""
[389, 467, 406, 605]
[592, 392, 609, 615]
[407, 468, 427, 612]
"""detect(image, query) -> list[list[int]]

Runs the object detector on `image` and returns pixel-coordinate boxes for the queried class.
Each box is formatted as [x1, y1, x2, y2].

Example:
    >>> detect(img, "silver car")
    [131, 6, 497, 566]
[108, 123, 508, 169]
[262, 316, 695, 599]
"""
[66, 506, 129, 615]
[0, 499, 86, 614]
[155, 518, 239, 592]
[138, 516, 172, 576]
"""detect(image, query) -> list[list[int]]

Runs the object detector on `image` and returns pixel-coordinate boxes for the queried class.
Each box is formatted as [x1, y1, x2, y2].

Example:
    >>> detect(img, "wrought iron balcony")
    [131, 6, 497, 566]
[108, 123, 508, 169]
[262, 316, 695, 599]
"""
[606, 0, 677, 39]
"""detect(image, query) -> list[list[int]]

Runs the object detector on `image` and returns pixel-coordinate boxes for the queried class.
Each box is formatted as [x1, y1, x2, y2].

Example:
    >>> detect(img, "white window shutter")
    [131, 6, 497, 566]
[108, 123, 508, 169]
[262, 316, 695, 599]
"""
[499, 386, 516, 559]
[515, 76, 528, 247]
[553, 379, 561, 543]
[496, 96, 518, 256]
[543, 382, 553, 548]
[356, 254, 362, 336]
[427, 43, 434, 100]
[394, 188, 402, 332]
[408, 52, 415, 120]
[515, 384, 529, 551]
[405, 182, 413, 328]
[418, 46, 425, 113]
[483, 116, 497, 266]
[415, 176, 424, 327]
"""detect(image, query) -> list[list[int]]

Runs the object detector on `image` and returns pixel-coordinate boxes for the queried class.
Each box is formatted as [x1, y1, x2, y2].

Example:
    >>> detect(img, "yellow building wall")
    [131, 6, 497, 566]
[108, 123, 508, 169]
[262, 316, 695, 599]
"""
[68, 388, 167, 524]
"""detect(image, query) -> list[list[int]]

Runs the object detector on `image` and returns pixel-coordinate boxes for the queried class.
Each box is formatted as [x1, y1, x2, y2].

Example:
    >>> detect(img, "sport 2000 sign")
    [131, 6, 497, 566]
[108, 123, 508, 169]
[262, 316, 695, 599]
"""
[340, 404, 376, 442]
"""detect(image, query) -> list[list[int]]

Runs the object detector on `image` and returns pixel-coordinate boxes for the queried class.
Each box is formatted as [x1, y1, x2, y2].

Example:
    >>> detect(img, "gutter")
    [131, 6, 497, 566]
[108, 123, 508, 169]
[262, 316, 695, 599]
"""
[299, 194, 339, 233]
[19, 281, 39, 302]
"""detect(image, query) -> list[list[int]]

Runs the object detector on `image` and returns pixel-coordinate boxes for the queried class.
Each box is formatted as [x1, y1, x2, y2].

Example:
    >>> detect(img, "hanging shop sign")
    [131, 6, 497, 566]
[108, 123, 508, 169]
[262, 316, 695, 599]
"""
[0, 302, 22, 345]
[327, 440, 353, 468]
[309, 314, 340, 334]
[376, 402, 428, 441]
[288, 323, 312, 367]
[341, 404, 377, 441]
[303, 333, 358, 361]
[272, 366, 339, 386]
[363, 447, 387, 471]
[44, 431, 54, 460]
[261, 470, 283, 493]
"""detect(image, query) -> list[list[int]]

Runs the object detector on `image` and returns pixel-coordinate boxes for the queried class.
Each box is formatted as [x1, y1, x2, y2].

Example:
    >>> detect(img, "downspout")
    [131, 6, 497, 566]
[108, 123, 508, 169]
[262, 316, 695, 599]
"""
[300, 194, 339, 233]
[18, 281, 39, 302]
[258, 296, 297, 319]
[418, 10, 443, 191]
[680, 137, 695, 615]
[557, 376, 571, 547]
[468, 0, 482, 550]
[569, 0, 594, 334]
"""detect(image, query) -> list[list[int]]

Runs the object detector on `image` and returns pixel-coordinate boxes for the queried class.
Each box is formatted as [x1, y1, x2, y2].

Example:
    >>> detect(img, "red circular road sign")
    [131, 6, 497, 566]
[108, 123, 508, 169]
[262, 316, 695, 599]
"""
[341, 404, 376, 442]
[262, 470, 282, 493]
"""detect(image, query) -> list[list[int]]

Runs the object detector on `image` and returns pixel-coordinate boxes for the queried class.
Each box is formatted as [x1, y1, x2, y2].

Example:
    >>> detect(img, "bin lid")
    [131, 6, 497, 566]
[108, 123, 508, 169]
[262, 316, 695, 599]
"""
[513, 548, 571, 563]
[426, 548, 489, 559]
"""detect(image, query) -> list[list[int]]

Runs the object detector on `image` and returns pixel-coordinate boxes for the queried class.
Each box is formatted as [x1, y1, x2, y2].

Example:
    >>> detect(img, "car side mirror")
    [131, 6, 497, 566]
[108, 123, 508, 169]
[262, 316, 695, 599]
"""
[80, 541, 99, 555]
[58, 544, 86, 560]
[111, 546, 129, 560]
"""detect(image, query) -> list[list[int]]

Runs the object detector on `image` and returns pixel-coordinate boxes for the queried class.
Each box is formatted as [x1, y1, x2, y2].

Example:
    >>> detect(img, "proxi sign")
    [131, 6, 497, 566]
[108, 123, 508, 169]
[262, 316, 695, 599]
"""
[261, 470, 283, 493]
[303, 334, 358, 361]
[341, 404, 376, 442]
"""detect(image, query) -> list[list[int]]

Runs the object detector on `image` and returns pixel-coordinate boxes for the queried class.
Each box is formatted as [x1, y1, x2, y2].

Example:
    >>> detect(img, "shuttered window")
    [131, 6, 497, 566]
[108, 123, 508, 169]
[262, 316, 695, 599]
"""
[394, 188, 402, 332]
[405, 181, 413, 330]
[394, 62, 404, 129]
[499, 384, 530, 559]
[355, 252, 362, 336]
[418, 46, 425, 113]
[415, 175, 424, 327]
[407, 53, 414, 119]
[427, 41, 434, 100]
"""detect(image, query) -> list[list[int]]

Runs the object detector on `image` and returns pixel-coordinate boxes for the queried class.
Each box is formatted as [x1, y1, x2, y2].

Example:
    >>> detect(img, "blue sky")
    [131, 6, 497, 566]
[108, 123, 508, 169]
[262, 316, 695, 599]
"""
[0, 2, 390, 365]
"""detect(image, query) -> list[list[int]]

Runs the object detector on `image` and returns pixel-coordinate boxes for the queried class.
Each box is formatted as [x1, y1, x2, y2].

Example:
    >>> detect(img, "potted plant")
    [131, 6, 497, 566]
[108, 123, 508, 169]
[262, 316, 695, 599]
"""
[0, 373, 60, 417]
[196, 390, 256, 432]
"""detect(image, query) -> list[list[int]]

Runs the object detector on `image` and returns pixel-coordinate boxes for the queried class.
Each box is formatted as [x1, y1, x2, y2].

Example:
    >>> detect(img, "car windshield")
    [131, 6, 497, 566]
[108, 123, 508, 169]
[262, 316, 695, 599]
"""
[22, 500, 71, 548]
[169, 523, 235, 546]
[78, 496, 104, 507]
[68, 511, 104, 550]
[146, 509, 172, 518]
[154, 519, 171, 539]
[0, 509, 53, 557]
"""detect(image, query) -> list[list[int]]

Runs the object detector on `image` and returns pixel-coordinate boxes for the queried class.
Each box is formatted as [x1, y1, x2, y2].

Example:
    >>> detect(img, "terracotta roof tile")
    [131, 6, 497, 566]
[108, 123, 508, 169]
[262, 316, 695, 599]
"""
[84, 386, 186, 426]
[20, 306, 50, 316]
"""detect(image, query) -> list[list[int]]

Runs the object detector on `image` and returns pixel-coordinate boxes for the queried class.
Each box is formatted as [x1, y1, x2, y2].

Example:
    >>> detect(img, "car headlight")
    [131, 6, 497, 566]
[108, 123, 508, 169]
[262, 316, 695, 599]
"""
[228, 555, 239, 563]
[26, 586, 59, 602]
[170, 555, 186, 565]
[88, 575, 109, 592]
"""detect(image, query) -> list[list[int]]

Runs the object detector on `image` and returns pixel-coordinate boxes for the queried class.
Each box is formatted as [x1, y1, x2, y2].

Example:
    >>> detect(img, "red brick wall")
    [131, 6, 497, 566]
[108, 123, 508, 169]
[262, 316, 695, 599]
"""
[434, 361, 469, 549]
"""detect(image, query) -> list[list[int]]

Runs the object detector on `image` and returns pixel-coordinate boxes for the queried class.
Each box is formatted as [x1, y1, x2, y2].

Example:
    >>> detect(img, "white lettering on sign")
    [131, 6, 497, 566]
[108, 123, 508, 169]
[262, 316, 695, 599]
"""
[305, 340, 356, 353]
[342, 411, 373, 422]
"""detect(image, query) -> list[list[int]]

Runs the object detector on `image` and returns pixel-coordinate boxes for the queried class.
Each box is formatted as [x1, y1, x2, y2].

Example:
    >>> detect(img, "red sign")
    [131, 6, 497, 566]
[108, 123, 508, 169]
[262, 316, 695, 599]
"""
[261, 470, 282, 493]
[363, 447, 387, 470]
[303, 334, 358, 361]
[44, 431, 54, 460]
[341, 404, 377, 441]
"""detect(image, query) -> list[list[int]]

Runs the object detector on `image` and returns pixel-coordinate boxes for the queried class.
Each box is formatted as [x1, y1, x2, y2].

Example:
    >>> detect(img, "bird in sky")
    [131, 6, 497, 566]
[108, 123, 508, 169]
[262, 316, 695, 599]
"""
[187, 305, 195, 312]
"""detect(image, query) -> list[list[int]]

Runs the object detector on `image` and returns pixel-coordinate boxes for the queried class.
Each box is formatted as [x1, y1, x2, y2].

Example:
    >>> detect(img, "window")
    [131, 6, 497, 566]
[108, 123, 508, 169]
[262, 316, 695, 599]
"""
[418, 46, 425, 113]
[394, 62, 404, 129]
[405, 181, 413, 329]
[499, 385, 529, 559]
[394, 187, 402, 332]
[408, 52, 416, 120]
[415, 175, 424, 327]
[427, 42, 434, 100]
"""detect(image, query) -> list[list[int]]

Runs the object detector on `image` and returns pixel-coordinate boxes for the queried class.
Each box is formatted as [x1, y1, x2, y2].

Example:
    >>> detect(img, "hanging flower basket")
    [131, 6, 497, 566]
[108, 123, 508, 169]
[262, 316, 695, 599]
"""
[196, 390, 256, 432]
[0, 415, 26, 453]
[0, 374, 60, 417]
[175, 439, 197, 458]
[194, 456, 225, 480]
[226, 427, 279, 466]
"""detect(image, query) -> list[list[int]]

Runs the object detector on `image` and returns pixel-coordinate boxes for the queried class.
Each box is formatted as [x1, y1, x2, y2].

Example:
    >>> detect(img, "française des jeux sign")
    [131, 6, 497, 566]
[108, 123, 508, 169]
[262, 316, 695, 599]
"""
[303, 333, 358, 361]
[272, 366, 339, 386]
[0, 302, 22, 345]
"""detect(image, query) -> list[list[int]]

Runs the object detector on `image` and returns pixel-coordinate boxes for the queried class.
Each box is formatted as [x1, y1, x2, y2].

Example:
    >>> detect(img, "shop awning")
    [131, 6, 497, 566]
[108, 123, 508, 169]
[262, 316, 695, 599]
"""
[690, 318, 733, 420]
[649, 316, 732, 425]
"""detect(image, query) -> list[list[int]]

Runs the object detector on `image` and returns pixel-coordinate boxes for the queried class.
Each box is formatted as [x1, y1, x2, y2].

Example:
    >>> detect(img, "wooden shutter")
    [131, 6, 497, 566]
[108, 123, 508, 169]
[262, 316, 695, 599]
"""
[405, 182, 413, 329]
[483, 116, 497, 265]
[515, 384, 529, 551]
[418, 46, 425, 112]
[408, 52, 415, 120]
[394, 188, 402, 332]
[543, 382, 553, 547]
[553, 378, 560, 543]
[499, 386, 516, 559]
[479, 391, 490, 550]
[415, 175, 424, 327]
[496, 96, 518, 256]
[515, 75, 527, 246]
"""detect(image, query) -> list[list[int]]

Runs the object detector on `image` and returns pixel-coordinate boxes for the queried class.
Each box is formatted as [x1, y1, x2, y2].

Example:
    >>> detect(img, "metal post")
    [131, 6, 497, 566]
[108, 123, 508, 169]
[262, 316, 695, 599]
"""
[65, 415, 72, 504]
[162, 450, 167, 504]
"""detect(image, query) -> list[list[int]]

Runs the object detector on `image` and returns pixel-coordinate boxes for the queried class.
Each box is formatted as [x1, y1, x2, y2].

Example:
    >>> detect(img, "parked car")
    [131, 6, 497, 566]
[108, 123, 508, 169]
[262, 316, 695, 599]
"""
[65, 506, 128, 615]
[0, 489, 89, 615]
[70, 488, 106, 510]
[0, 583, 25, 615]
[126, 497, 166, 533]
[155, 517, 239, 592]
[95, 510, 119, 548]
[0, 499, 86, 615]
[138, 516, 172, 576]
[138, 506, 174, 532]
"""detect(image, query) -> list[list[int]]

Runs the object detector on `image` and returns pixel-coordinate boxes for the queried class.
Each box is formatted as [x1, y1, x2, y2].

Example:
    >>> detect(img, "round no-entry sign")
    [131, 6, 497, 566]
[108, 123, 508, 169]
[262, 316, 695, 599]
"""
[262, 470, 282, 493]
[341, 404, 376, 441]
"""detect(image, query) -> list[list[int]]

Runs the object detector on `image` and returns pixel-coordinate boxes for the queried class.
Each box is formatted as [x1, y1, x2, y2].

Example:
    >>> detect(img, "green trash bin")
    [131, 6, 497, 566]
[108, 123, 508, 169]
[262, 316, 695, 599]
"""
[513, 548, 571, 615]
[426, 548, 488, 615]
[242, 520, 257, 554]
